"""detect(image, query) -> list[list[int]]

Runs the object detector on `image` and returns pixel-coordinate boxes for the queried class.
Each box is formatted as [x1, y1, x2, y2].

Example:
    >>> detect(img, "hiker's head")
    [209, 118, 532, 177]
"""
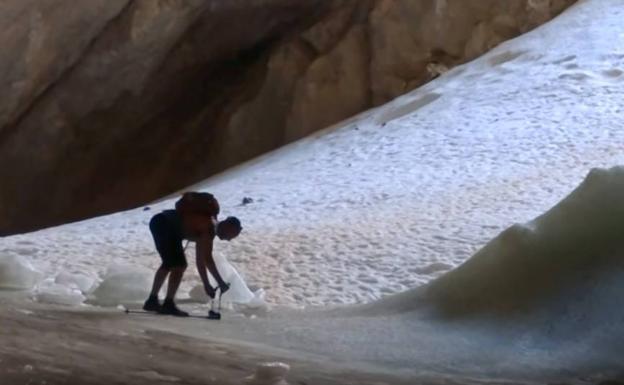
[217, 217, 242, 241]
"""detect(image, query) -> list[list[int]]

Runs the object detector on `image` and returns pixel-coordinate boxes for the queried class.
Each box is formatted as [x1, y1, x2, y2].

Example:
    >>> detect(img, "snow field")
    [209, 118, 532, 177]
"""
[0, 0, 623, 311]
[3, 1, 624, 381]
[0, 253, 41, 290]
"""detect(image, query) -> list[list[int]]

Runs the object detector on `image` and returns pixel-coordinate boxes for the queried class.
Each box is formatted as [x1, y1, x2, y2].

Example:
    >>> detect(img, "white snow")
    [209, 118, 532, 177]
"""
[189, 164, 624, 381]
[34, 278, 86, 306]
[54, 271, 96, 294]
[244, 362, 290, 385]
[211, 254, 266, 305]
[88, 265, 152, 307]
[1, 0, 624, 380]
[2, 0, 624, 309]
[0, 254, 41, 290]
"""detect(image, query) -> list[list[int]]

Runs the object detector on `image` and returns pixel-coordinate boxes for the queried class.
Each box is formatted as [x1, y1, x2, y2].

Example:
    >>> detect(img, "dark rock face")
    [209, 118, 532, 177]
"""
[0, 0, 329, 234]
[0, 0, 575, 235]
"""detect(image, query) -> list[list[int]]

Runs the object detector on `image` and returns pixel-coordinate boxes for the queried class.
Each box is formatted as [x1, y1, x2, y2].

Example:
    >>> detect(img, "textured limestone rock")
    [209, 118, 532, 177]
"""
[285, 25, 370, 140]
[367, 0, 576, 105]
[0, 0, 328, 234]
[0, 0, 575, 235]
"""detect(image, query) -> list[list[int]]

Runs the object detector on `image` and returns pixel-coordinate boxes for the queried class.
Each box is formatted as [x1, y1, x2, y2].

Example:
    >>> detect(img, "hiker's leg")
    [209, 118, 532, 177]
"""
[149, 266, 170, 297]
[160, 265, 189, 317]
[148, 213, 173, 298]
[165, 266, 186, 301]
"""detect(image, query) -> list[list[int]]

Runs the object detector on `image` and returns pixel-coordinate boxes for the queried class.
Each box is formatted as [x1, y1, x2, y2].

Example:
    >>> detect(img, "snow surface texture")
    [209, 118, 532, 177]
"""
[0, 254, 41, 290]
[244, 362, 290, 385]
[89, 265, 152, 307]
[184, 165, 624, 381]
[1, 0, 624, 309]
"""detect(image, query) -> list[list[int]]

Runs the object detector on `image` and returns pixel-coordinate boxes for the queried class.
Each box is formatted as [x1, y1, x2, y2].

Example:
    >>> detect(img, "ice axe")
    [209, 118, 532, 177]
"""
[208, 286, 224, 320]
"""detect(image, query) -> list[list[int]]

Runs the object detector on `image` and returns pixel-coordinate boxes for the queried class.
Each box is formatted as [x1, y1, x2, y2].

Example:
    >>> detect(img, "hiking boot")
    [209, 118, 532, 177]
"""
[143, 295, 161, 312]
[159, 299, 189, 317]
[208, 310, 221, 320]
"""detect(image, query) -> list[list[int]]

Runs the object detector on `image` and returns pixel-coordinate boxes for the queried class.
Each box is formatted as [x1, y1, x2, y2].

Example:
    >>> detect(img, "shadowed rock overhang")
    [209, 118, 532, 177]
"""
[0, 0, 575, 235]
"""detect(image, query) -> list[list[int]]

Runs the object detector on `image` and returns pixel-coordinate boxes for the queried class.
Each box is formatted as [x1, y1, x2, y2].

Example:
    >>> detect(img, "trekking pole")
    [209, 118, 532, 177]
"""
[208, 287, 222, 320]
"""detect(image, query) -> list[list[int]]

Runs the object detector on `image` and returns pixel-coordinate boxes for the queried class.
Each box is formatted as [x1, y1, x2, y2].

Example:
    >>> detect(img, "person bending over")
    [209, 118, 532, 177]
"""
[143, 192, 242, 316]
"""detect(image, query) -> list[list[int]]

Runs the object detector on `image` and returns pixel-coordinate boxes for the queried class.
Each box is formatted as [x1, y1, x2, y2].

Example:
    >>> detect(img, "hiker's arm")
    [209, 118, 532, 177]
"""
[197, 234, 228, 289]
[195, 238, 215, 297]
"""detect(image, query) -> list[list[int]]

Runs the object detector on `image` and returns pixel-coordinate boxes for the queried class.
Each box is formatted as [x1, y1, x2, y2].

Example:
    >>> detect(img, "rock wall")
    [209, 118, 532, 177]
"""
[0, 0, 575, 235]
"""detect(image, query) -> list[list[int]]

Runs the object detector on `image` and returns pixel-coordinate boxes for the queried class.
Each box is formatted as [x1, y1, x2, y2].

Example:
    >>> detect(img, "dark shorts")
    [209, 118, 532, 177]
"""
[149, 213, 187, 269]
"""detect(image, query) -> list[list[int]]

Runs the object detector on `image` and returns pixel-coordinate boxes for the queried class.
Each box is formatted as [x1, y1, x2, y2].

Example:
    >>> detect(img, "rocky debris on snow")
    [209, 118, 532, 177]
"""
[244, 362, 290, 385]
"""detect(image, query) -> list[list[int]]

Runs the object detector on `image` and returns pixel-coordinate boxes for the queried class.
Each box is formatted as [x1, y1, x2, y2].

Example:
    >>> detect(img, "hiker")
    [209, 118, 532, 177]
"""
[143, 192, 242, 317]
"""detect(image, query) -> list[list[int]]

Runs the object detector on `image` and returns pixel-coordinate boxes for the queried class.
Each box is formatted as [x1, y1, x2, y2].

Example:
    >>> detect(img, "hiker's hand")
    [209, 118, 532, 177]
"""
[219, 282, 230, 294]
[204, 284, 216, 299]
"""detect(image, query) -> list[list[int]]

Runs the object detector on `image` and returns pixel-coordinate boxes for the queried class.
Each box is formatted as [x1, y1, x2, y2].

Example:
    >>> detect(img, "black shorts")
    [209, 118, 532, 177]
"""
[149, 213, 187, 269]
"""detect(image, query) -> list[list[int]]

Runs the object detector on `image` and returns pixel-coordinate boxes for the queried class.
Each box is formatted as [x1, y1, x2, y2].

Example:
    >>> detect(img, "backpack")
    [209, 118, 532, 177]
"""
[175, 192, 220, 218]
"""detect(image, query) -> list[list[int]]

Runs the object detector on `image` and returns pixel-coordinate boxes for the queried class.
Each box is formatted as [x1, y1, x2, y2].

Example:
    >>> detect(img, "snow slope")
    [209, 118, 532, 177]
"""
[4, 0, 624, 309]
[200, 165, 624, 381]
[2, 0, 624, 381]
